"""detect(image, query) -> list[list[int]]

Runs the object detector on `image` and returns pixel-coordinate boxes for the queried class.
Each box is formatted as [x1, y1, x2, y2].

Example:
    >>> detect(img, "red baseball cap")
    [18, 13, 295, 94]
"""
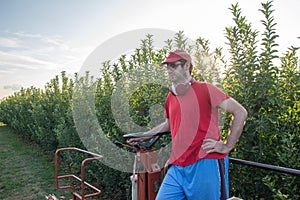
[160, 50, 192, 66]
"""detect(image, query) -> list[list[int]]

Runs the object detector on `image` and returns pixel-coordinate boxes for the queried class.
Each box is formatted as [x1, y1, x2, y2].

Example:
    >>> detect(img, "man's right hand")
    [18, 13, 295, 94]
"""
[127, 136, 151, 145]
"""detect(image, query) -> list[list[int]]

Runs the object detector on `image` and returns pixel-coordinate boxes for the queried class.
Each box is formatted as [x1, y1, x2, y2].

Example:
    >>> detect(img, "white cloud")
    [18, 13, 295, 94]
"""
[0, 50, 54, 70]
[0, 30, 94, 98]
[0, 31, 89, 73]
[0, 37, 23, 48]
[13, 31, 69, 49]
[3, 84, 22, 91]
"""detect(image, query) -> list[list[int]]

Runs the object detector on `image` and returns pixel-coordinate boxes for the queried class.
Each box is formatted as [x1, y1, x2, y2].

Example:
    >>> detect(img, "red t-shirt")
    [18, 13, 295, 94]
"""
[164, 82, 230, 166]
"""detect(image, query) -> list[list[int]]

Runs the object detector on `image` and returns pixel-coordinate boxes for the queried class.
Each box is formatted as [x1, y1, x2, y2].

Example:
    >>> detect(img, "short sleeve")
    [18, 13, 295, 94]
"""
[164, 93, 171, 119]
[206, 83, 230, 107]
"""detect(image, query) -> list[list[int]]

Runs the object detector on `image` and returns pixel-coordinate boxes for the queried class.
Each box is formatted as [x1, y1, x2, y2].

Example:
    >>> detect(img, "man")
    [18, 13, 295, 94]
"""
[128, 50, 247, 200]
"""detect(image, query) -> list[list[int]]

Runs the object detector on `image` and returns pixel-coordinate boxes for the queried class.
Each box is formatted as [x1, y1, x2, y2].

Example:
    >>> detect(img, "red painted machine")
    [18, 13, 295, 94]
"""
[52, 132, 169, 200]
[54, 147, 103, 200]
[121, 131, 170, 200]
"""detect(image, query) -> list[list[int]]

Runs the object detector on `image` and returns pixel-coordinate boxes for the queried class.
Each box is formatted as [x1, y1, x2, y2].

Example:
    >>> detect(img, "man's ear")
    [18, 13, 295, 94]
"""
[184, 62, 190, 71]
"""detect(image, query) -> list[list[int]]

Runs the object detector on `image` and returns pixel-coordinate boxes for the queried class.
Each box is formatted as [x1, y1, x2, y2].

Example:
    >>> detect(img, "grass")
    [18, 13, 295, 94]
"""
[0, 126, 72, 200]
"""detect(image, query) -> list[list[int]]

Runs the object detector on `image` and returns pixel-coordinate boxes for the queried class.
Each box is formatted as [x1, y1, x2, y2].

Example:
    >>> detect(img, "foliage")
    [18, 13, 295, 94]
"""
[0, 1, 299, 199]
[223, 1, 299, 199]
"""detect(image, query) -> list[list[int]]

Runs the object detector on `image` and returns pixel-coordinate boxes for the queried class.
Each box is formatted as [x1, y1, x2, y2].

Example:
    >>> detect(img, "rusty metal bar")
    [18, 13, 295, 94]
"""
[80, 157, 102, 199]
[229, 157, 300, 176]
[55, 147, 103, 200]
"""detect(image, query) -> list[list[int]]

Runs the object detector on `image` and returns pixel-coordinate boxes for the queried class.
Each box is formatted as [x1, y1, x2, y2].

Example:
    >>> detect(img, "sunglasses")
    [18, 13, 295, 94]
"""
[166, 60, 186, 69]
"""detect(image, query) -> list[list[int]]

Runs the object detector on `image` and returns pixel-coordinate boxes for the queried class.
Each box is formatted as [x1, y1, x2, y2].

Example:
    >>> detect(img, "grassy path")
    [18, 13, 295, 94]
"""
[0, 126, 71, 200]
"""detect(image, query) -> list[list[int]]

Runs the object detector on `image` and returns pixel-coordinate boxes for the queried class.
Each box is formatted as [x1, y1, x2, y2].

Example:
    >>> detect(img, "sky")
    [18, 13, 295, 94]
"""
[0, 0, 299, 99]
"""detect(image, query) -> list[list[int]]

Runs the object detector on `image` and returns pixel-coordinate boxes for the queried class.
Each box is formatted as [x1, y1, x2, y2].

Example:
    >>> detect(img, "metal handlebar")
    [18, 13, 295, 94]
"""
[122, 131, 170, 149]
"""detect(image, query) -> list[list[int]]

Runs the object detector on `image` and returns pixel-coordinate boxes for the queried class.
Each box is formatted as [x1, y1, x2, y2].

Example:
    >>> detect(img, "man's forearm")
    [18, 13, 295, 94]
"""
[225, 110, 247, 150]
[203, 98, 247, 154]
[144, 120, 170, 137]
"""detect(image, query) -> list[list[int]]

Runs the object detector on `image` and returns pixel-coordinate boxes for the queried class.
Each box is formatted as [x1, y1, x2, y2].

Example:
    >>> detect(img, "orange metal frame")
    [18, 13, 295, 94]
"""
[55, 147, 103, 200]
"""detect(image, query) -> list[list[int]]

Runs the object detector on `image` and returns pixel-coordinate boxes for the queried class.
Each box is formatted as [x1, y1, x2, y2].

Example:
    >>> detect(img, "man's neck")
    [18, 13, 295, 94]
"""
[174, 75, 192, 85]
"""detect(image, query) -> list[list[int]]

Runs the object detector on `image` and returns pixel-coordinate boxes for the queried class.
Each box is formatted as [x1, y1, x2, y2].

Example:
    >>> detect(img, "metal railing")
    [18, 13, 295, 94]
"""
[229, 157, 300, 176]
[55, 147, 103, 200]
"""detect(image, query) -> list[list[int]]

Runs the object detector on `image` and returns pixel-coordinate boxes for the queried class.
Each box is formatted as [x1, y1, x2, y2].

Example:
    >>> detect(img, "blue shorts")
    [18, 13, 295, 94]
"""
[156, 157, 229, 200]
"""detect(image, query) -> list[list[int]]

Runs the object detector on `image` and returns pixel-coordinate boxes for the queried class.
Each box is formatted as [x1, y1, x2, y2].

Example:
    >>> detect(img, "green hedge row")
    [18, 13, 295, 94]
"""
[0, 1, 299, 199]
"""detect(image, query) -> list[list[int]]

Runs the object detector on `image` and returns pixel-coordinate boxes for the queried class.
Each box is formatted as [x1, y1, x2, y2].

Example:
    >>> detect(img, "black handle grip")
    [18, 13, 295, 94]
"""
[114, 141, 123, 146]
[123, 131, 170, 139]
[123, 131, 170, 149]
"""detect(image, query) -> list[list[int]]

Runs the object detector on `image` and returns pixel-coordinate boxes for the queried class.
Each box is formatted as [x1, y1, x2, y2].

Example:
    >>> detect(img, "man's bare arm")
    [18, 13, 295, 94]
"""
[202, 98, 248, 154]
[146, 119, 170, 135]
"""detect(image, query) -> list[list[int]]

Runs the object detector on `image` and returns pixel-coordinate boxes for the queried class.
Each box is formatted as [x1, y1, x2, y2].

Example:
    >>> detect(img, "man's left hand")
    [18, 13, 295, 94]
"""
[202, 138, 231, 154]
